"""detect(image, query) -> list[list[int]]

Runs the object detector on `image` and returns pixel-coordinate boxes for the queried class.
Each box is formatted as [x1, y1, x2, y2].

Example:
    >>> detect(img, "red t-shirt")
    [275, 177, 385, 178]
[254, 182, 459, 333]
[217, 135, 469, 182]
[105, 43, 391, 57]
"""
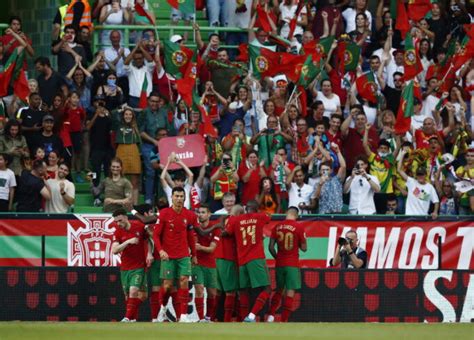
[237, 162, 261, 205]
[112, 220, 147, 271]
[270, 220, 306, 267]
[215, 216, 237, 262]
[414, 129, 444, 149]
[343, 127, 379, 170]
[66, 107, 85, 133]
[326, 130, 343, 149]
[225, 212, 271, 266]
[196, 222, 221, 268]
[153, 207, 198, 259]
[152, 67, 177, 101]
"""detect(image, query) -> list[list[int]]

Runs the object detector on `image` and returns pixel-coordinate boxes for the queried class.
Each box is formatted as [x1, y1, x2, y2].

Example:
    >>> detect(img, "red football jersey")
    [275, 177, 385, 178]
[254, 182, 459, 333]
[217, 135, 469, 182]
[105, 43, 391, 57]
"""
[270, 220, 306, 267]
[196, 221, 221, 268]
[153, 207, 198, 259]
[225, 212, 271, 266]
[112, 220, 148, 271]
[214, 217, 237, 262]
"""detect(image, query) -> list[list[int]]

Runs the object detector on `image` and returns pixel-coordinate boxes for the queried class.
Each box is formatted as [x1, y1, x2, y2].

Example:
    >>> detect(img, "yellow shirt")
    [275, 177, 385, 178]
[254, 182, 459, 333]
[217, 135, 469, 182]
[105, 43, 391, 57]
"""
[368, 152, 394, 193]
[456, 165, 474, 206]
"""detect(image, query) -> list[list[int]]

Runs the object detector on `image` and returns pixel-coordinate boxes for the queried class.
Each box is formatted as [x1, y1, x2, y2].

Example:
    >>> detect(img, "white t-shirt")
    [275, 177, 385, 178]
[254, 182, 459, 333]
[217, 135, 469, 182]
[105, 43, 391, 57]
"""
[227, 0, 252, 28]
[385, 60, 404, 89]
[411, 114, 426, 132]
[214, 208, 230, 215]
[405, 177, 439, 215]
[0, 168, 16, 201]
[45, 179, 75, 213]
[421, 94, 438, 119]
[279, 3, 308, 38]
[288, 182, 314, 214]
[104, 46, 131, 78]
[123, 61, 155, 98]
[164, 182, 201, 210]
[346, 174, 379, 214]
[342, 8, 372, 33]
[316, 91, 341, 118]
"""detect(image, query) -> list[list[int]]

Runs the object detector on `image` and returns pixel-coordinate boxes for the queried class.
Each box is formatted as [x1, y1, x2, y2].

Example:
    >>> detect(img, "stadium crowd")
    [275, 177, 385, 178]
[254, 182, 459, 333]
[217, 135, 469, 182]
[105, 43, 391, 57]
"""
[0, 0, 473, 216]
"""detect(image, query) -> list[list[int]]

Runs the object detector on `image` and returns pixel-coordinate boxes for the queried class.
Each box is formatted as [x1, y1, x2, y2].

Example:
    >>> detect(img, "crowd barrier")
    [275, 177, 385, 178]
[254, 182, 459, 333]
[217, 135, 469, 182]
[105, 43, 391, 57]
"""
[0, 214, 472, 270]
[0, 267, 472, 322]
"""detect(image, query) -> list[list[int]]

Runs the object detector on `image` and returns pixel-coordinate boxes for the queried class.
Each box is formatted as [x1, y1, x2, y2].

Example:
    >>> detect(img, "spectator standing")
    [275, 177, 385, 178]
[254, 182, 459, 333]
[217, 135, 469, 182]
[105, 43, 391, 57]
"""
[397, 153, 439, 219]
[214, 192, 236, 215]
[99, 0, 131, 45]
[257, 177, 279, 215]
[35, 57, 67, 107]
[16, 159, 51, 212]
[92, 157, 132, 212]
[342, 0, 372, 34]
[64, 92, 86, 182]
[238, 150, 266, 205]
[52, 25, 88, 77]
[96, 70, 124, 111]
[0, 16, 34, 58]
[0, 120, 29, 176]
[65, 61, 94, 113]
[45, 162, 75, 213]
[0, 153, 16, 212]
[210, 152, 239, 211]
[286, 165, 313, 214]
[104, 30, 130, 101]
[455, 148, 474, 215]
[17, 93, 45, 150]
[76, 25, 93, 63]
[113, 107, 141, 205]
[344, 156, 380, 215]
[29, 115, 64, 159]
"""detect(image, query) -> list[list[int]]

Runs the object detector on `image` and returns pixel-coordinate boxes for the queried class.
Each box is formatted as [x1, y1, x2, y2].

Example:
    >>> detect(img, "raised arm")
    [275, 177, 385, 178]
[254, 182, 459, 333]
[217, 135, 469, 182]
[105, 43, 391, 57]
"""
[362, 123, 373, 157]
[397, 150, 409, 181]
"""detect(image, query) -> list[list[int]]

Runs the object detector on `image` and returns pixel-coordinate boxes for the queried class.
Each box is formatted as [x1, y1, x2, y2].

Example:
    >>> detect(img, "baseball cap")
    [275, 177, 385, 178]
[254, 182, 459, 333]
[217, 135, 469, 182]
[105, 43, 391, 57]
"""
[416, 167, 427, 176]
[392, 49, 404, 57]
[43, 115, 54, 122]
[170, 34, 183, 43]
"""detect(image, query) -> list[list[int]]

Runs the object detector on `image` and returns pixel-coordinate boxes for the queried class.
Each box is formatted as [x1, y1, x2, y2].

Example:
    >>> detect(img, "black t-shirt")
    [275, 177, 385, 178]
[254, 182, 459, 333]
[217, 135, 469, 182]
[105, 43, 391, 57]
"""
[16, 171, 45, 212]
[52, 41, 87, 76]
[383, 86, 401, 115]
[37, 71, 65, 106]
[19, 108, 46, 146]
[91, 69, 108, 99]
[29, 132, 64, 156]
[88, 111, 113, 150]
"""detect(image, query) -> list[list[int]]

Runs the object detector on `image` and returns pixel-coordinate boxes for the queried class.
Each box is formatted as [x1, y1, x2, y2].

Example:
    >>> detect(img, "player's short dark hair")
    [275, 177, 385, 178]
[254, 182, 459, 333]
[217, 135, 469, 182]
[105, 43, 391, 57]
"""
[330, 114, 343, 122]
[0, 153, 11, 165]
[208, 33, 219, 41]
[32, 159, 46, 171]
[386, 193, 397, 202]
[393, 71, 404, 78]
[315, 120, 325, 127]
[246, 200, 259, 213]
[311, 100, 323, 110]
[199, 203, 210, 212]
[112, 208, 128, 217]
[172, 186, 185, 195]
[370, 55, 380, 61]
[134, 204, 152, 215]
[287, 206, 299, 215]
[64, 24, 75, 33]
[276, 147, 287, 154]
[217, 47, 227, 54]
[378, 139, 391, 149]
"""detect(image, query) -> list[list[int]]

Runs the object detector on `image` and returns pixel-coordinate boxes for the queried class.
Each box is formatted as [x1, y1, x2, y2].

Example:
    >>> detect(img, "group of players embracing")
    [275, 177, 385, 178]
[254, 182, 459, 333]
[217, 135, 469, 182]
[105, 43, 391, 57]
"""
[111, 186, 307, 323]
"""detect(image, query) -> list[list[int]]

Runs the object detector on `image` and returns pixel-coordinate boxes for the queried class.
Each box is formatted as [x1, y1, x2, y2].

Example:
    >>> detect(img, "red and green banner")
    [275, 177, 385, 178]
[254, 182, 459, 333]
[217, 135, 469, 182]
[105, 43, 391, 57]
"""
[395, 0, 409, 39]
[138, 76, 148, 109]
[337, 40, 360, 73]
[176, 61, 197, 107]
[394, 80, 415, 134]
[249, 45, 280, 80]
[167, 0, 194, 14]
[163, 40, 194, 79]
[403, 32, 423, 80]
[0, 214, 472, 269]
[11, 50, 30, 102]
[356, 71, 378, 104]
[0, 49, 18, 97]
[408, 0, 432, 21]
[297, 54, 321, 87]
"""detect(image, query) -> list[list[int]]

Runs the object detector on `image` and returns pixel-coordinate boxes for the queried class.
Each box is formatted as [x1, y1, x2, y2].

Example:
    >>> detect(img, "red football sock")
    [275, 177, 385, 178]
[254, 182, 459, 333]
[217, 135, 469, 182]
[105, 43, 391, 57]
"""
[160, 287, 170, 306]
[132, 299, 143, 320]
[268, 291, 283, 315]
[206, 297, 217, 320]
[251, 290, 270, 316]
[239, 292, 249, 321]
[150, 292, 161, 319]
[280, 296, 294, 322]
[224, 294, 235, 322]
[177, 288, 189, 317]
[171, 291, 179, 316]
[195, 297, 204, 320]
[125, 297, 140, 320]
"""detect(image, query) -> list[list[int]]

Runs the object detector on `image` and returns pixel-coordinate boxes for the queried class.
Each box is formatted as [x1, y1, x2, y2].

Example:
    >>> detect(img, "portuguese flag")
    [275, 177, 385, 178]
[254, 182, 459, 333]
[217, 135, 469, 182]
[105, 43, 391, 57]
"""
[163, 40, 194, 79]
[337, 40, 360, 73]
[167, 0, 194, 14]
[408, 0, 432, 21]
[394, 80, 415, 135]
[395, 0, 409, 39]
[297, 54, 321, 87]
[255, 4, 272, 33]
[356, 71, 378, 104]
[452, 36, 474, 72]
[315, 36, 334, 57]
[11, 50, 30, 102]
[138, 76, 148, 109]
[176, 61, 197, 107]
[249, 44, 280, 80]
[403, 32, 423, 80]
[0, 49, 18, 97]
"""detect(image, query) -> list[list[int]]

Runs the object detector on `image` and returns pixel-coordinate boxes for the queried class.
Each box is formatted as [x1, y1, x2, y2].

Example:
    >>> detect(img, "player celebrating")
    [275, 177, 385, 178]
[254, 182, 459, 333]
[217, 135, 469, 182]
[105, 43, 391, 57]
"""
[193, 204, 220, 322]
[153, 187, 198, 323]
[267, 207, 307, 322]
[112, 208, 153, 322]
[223, 200, 271, 322]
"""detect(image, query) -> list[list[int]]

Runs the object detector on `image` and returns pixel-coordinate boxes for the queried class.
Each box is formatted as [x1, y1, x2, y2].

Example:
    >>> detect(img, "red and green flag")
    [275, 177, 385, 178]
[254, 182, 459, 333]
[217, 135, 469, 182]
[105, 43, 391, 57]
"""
[192, 93, 217, 138]
[337, 40, 360, 73]
[408, 0, 432, 21]
[176, 61, 197, 107]
[249, 45, 280, 80]
[451, 36, 474, 72]
[167, 0, 194, 14]
[11, 50, 29, 102]
[255, 4, 272, 33]
[135, 2, 155, 25]
[277, 53, 307, 83]
[163, 40, 194, 79]
[394, 80, 415, 135]
[403, 32, 423, 80]
[288, 0, 307, 40]
[395, 1, 409, 39]
[297, 54, 321, 87]
[0, 49, 18, 97]
[315, 36, 334, 58]
[138, 76, 148, 109]
[356, 71, 378, 104]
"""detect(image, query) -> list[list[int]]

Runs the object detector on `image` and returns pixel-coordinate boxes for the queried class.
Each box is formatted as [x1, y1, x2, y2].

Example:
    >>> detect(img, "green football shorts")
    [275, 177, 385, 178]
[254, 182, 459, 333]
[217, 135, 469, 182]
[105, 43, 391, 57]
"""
[160, 257, 191, 280]
[238, 259, 270, 289]
[276, 266, 301, 290]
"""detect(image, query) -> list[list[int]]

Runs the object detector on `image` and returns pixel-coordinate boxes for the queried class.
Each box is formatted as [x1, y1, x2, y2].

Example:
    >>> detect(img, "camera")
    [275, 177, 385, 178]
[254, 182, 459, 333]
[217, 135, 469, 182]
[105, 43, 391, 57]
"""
[267, 128, 275, 134]
[338, 237, 353, 246]
[223, 158, 231, 169]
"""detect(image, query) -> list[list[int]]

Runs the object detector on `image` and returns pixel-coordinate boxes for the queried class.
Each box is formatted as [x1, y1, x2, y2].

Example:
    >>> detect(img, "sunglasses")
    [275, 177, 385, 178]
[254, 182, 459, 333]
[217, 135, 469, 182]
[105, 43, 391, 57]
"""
[297, 188, 302, 198]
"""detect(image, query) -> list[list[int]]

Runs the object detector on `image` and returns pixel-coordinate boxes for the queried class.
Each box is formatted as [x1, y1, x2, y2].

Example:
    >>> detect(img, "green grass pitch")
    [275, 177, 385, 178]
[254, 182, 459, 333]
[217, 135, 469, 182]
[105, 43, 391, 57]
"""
[0, 322, 472, 340]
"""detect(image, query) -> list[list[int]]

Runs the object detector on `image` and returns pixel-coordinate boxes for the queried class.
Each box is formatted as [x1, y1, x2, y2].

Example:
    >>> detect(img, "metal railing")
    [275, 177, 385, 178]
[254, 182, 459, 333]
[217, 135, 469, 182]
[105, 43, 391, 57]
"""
[92, 24, 248, 53]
